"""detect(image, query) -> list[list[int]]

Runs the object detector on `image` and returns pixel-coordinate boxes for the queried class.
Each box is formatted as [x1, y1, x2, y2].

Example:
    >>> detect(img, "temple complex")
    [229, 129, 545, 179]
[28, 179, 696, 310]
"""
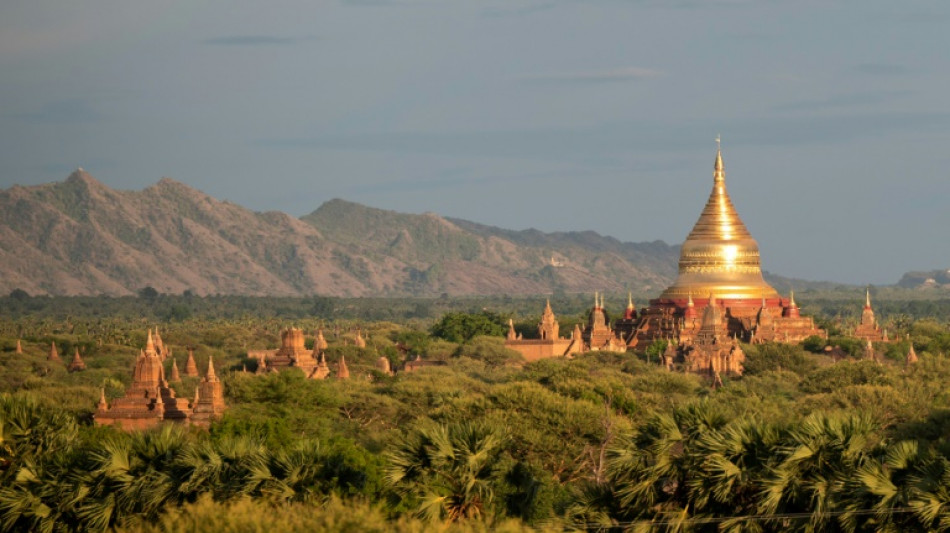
[628, 143, 825, 364]
[853, 288, 885, 341]
[249, 327, 352, 379]
[505, 143, 826, 377]
[504, 300, 585, 361]
[94, 330, 222, 431]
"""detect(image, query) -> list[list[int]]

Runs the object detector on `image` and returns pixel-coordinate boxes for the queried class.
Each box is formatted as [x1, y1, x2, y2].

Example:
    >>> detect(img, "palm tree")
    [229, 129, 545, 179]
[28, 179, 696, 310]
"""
[758, 412, 883, 531]
[606, 401, 730, 523]
[386, 421, 507, 521]
[846, 440, 950, 532]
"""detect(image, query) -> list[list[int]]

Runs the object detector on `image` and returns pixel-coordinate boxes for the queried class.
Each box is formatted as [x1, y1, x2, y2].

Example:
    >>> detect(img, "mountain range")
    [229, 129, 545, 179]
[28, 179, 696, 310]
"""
[0, 171, 698, 297]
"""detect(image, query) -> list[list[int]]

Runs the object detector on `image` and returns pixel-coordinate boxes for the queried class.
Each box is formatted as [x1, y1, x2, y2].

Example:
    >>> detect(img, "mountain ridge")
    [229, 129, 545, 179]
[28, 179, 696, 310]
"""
[0, 172, 859, 297]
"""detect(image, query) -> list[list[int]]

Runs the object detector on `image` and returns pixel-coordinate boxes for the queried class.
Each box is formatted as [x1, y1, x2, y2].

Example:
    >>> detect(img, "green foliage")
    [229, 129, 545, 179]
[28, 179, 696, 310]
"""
[799, 360, 894, 394]
[431, 312, 507, 343]
[742, 342, 821, 376]
[802, 334, 826, 353]
[454, 336, 524, 368]
[394, 330, 430, 357]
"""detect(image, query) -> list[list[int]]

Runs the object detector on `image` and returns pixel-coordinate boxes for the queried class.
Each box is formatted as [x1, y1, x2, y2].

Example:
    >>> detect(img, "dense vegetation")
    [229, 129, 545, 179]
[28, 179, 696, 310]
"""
[1, 292, 950, 531]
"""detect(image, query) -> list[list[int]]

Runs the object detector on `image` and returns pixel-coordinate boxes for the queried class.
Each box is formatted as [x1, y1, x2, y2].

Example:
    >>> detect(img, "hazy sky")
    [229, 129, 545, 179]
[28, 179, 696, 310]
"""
[2, 1, 948, 285]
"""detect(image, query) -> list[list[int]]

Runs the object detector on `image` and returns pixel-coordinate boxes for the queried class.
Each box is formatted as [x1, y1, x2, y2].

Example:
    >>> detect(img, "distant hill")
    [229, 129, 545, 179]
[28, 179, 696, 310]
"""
[896, 269, 950, 289]
[0, 172, 689, 297]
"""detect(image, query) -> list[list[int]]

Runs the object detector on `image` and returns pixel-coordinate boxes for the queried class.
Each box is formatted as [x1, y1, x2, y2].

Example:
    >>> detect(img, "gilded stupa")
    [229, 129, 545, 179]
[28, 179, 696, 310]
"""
[632, 140, 825, 351]
[656, 137, 780, 304]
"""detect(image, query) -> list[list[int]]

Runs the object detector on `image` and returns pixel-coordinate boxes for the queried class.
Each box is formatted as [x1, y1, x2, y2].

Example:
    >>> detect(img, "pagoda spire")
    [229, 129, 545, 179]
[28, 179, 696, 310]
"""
[205, 356, 218, 382]
[97, 388, 108, 411]
[15, 339, 22, 354]
[185, 348, 199, 377]
[789, 290, 797, 308]
[865, 287, 872, 309]
[146, 329, 155, 353]
[170, 358, 181, 382]
[906, 341, 918, 365]
[627, 292, 634, 309]
[714, 134, 725, 183]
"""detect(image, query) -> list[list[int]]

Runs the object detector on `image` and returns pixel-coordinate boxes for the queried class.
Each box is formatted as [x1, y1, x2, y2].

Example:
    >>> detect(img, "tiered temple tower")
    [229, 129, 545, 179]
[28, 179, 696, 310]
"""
[191, 357, 227, 427]
[538, 299, 559, 340]
[632, 142, 825, 354]
[95, 330, 193, 430]
[853, 288, 885, 341]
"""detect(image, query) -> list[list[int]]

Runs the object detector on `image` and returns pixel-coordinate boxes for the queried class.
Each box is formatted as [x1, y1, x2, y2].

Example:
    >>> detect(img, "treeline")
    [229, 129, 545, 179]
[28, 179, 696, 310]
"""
[5, 288, 950, 325]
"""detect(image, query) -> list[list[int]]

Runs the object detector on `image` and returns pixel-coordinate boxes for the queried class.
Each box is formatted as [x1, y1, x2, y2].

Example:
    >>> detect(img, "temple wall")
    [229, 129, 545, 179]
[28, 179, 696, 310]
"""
[505, 339, 574, 361]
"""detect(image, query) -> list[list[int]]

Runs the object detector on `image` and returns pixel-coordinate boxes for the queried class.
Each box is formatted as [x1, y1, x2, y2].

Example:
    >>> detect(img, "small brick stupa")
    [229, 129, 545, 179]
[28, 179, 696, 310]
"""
[48, 342, 61, 363]
[68, 348, 86, 372]
[184, 348, 199, 377]
[336, 355, 350, 379]
[169, 358, 182, 383]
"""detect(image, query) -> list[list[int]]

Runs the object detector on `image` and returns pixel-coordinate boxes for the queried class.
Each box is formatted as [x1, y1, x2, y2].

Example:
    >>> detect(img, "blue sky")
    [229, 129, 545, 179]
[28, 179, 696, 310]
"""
[2, 0, 948, 285]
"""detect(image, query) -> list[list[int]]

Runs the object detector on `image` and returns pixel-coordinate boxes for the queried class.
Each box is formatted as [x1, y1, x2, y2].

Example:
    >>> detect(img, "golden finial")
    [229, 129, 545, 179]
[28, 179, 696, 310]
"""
[713, 135, 724, 181]
[789, 290, 797, 307]
[865, 287, 871, 308]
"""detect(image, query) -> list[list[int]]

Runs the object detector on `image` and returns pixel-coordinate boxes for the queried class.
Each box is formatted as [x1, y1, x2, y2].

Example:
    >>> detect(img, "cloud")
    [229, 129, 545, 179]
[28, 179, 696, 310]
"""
[202, 35, 298, 46]
[519, 66, 663, 83]
[853, 63, 910, 76]
[773, 91, 910, 112]
[9, 99, 104, 125]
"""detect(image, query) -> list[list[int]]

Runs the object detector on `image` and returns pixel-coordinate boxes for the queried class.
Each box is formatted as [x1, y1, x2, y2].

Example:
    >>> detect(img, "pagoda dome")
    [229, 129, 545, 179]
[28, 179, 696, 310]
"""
[658, 142, 780, 302]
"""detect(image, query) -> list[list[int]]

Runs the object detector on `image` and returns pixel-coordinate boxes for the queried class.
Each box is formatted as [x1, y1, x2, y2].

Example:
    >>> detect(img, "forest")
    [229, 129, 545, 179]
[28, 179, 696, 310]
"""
[1, 291, 950, 532]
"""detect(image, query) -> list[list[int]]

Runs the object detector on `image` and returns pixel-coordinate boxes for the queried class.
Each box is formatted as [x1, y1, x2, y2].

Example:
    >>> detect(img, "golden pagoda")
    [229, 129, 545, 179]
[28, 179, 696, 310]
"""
[656, 138, 780, 304]
[632, 140, 825, 354]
